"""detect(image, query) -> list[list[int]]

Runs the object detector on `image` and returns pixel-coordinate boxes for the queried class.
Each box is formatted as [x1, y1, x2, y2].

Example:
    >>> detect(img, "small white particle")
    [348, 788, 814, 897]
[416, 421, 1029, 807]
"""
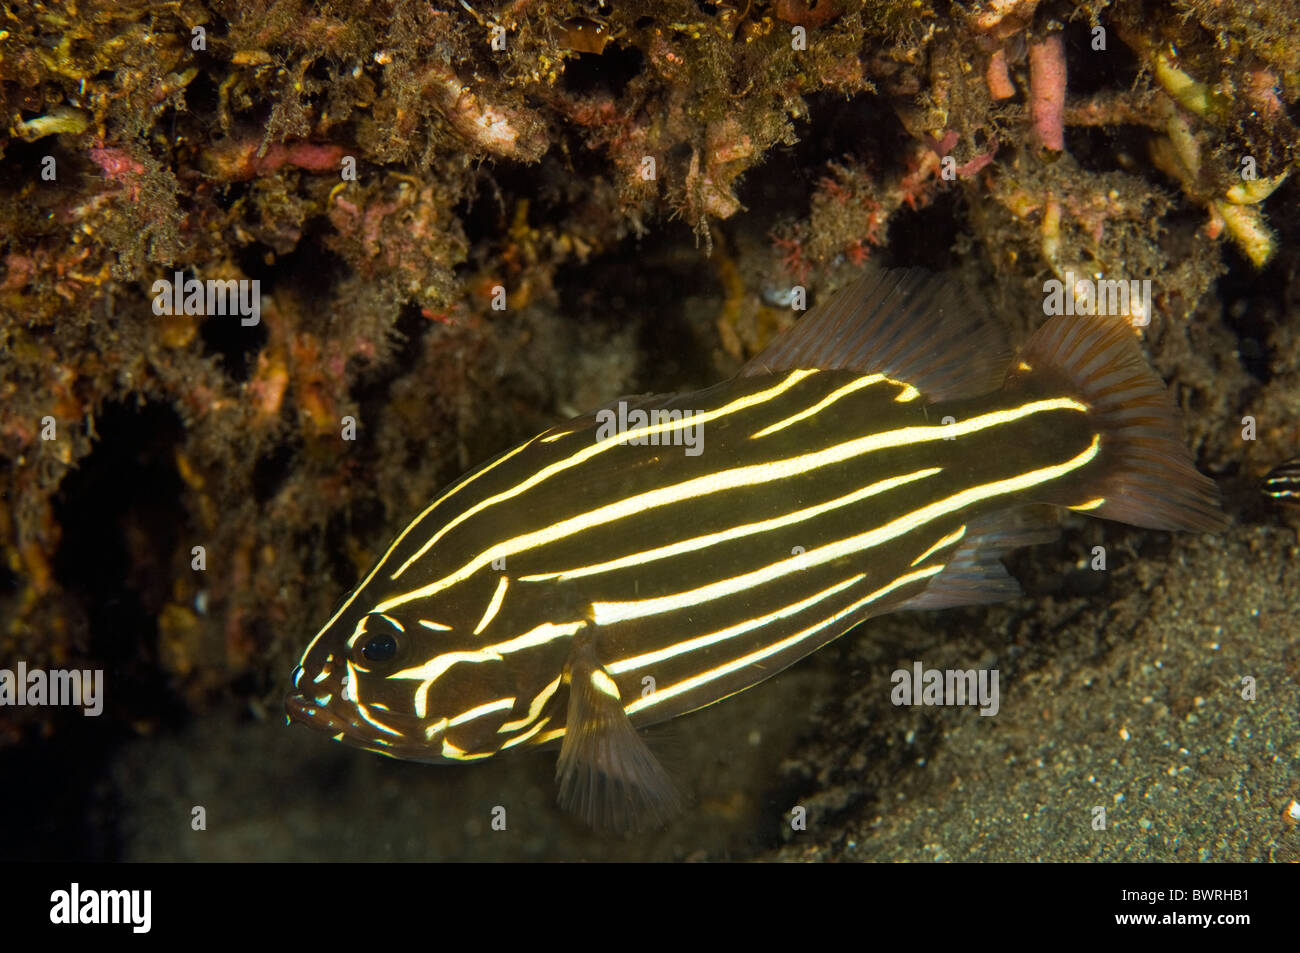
[1283, 799, 1300, 827]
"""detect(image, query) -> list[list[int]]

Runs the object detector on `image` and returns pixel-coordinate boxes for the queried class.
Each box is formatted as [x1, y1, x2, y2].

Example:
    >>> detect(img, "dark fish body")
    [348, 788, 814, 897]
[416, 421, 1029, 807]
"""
[286, 268, 1225, 830]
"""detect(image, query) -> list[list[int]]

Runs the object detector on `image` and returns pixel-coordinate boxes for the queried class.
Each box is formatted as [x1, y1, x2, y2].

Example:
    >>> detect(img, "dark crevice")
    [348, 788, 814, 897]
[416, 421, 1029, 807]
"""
[885, 189, 965, 270]
[0, 729, 123, 860]
[196, 285, 269, 381]
[1214, 177, 1298, 383]
[252, 438, 299, 505]
[551, 229, 716, 392]
[1061, 18, 1139, 96]
[1065, 124, 1153, 173]
[458, 163, 551, 250]
[50, 400, 191, 731]
[350, 301, 433, 401]
[560, 43, 643, 97]
[348, 301, 436, 464]
[245, 217, 347, 304]
[183, 68, 222, 118]
[737, 90, 907, 237]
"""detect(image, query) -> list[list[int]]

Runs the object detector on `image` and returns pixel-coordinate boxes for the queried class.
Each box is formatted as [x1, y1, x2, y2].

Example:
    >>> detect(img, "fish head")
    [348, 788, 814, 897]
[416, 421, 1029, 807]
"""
[285, 606, 466, 762]
[285, 588, 571, 762]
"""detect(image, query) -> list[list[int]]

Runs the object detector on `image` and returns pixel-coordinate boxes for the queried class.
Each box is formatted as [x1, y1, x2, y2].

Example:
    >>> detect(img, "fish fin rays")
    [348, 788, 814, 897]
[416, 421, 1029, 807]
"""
[742, 266, 1010, 401]
[555, 644, 683, 833]
[1008, 315, 1227, 533]
[899, 508, 1060, 611]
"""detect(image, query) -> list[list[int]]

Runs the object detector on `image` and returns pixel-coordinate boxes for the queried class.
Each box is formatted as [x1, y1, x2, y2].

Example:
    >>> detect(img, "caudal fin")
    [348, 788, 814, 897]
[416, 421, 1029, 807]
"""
[1006, 315, 1227, 533]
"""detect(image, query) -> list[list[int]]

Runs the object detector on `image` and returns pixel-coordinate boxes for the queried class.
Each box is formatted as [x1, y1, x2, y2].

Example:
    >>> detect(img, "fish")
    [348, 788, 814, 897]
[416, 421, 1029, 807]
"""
[1261, 457, 1300, 507]
[285, 267, 1226, 831]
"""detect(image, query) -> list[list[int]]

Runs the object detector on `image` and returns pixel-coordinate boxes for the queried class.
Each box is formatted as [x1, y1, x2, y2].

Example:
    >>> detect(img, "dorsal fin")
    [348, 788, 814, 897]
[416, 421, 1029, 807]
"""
[742, 267, 1010, 401]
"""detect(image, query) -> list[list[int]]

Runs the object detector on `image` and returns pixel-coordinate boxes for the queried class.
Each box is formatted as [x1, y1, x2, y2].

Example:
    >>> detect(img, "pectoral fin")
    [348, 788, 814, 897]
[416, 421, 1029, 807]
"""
[555, 643, 682, 832]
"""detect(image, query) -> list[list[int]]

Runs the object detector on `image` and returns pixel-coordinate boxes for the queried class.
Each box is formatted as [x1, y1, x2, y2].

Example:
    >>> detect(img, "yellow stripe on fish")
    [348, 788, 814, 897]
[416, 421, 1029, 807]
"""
[1262, 457, 1300, 507]
[285, 267, 1226, 832]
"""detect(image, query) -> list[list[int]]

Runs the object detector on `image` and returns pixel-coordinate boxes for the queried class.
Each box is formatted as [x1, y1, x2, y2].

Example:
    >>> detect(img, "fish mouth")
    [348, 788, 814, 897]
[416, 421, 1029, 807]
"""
[285, 691, 352, 735]
[285, 689, 444, 760]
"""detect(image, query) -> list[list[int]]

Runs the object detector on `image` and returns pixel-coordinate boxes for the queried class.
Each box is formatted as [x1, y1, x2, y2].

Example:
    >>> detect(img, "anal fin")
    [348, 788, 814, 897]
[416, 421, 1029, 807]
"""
[556, 643, 682, 833]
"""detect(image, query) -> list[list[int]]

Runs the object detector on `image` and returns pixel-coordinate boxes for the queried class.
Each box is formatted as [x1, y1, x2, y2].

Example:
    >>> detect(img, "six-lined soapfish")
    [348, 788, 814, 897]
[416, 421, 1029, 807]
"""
[286, 267, 1225, 831]
[1261, 457, 1300, 507]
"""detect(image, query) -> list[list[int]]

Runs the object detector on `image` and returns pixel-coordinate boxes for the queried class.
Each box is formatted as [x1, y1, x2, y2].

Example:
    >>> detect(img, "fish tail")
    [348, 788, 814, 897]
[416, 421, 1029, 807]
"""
[1006, 315, 1227, 533]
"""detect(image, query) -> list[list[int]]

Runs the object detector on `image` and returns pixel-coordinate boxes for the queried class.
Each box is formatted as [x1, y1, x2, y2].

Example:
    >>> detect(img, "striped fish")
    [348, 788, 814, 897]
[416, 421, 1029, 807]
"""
[1261, 457, 1300, 506]
[285, 268, 1225, 831]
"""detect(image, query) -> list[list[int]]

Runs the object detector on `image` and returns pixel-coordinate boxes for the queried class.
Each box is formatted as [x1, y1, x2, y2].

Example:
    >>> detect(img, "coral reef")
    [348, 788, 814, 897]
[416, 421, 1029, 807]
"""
[0, 0, 1297, 857]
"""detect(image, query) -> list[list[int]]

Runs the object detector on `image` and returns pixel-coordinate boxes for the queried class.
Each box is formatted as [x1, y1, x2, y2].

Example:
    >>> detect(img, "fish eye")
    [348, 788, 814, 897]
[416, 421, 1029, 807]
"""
[362, 632, 398, 663]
